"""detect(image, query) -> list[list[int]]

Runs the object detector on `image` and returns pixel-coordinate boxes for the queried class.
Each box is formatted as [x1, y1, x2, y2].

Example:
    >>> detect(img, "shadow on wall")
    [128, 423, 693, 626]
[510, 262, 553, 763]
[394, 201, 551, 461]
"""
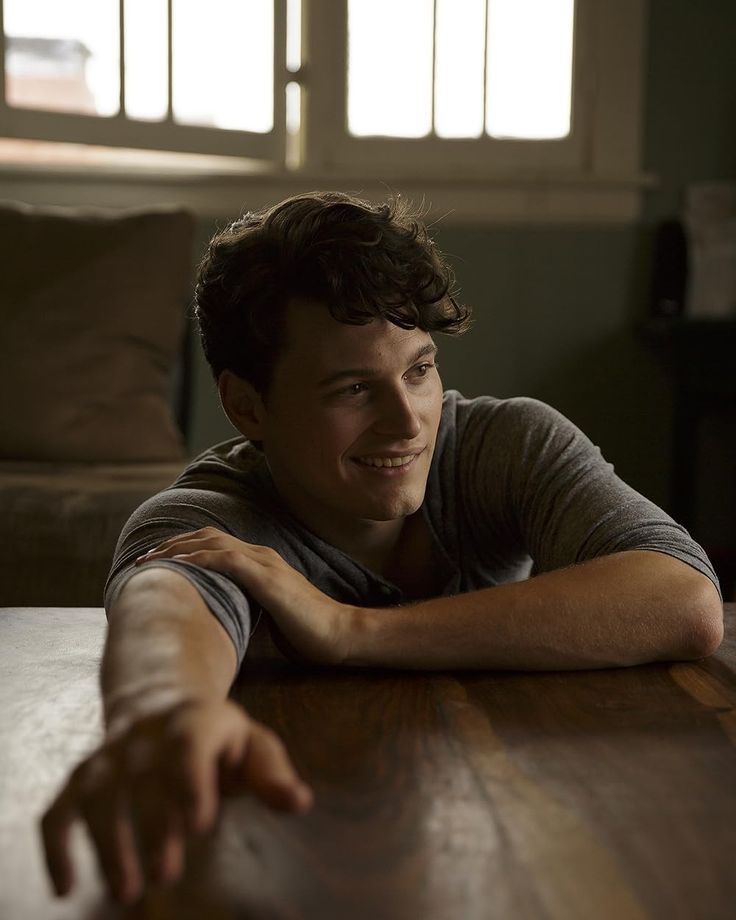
[529, 328, 674, 511]
[433, 224, 672, 508]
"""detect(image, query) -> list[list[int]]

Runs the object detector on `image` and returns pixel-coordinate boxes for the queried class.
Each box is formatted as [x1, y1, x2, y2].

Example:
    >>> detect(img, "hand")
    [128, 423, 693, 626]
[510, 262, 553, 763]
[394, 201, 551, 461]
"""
[137, 528, 357, 665]
[40, 699, 313, 904]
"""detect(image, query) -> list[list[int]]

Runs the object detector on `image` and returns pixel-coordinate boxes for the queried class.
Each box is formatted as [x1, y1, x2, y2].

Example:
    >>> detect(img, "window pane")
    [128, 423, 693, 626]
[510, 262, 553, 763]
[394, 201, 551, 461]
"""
[172, 0, 273, 132]
[285, 80, 301, 169]
[124, 0, 168, 121]
[286, 0, 301, 72]
[348, 0, 433, 138]
[3, 0, 119, 116]
[435, 0, 485, 139]
[486, 0, 575, 139]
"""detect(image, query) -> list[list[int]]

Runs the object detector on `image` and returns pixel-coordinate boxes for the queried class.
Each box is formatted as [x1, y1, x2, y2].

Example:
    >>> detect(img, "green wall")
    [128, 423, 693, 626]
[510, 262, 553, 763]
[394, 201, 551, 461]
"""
[189, 0, 736, 524]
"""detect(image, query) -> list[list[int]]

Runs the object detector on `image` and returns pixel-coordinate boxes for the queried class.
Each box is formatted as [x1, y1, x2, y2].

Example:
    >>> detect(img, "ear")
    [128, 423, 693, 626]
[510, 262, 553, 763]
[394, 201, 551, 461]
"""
[218, 370, 267, 440]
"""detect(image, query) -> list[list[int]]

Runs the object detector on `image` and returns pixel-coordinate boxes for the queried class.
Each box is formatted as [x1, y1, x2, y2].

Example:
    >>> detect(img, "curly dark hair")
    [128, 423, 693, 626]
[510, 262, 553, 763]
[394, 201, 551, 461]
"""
[194, 190, 472, 395]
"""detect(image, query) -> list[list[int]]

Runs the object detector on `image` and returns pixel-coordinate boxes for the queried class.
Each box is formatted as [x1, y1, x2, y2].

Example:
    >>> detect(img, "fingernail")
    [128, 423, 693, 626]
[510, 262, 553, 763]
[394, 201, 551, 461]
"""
[297, 784, 314, 811]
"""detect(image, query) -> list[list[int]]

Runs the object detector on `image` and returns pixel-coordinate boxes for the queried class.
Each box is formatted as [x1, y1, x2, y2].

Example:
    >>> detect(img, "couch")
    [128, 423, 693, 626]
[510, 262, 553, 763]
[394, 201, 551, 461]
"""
[0, 201, 196, 606]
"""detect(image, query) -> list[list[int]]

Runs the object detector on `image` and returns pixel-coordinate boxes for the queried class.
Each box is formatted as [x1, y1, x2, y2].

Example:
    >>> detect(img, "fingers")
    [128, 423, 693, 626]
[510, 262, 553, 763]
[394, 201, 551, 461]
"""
[121, 731, 196, 888]
[171, 738, 219, 834]
[39, 704, 313, 903]
[228, 723, 314, 814]
[41, 786, 77, 896]
[42, 756, 144, 904]
[136, 532, 279, 567]
[133, 798, 184, 887]
[40, 743, 181, 903]
[81, 789, 143, 902]
[136, 527, 227, 562]
[153, 819, 186, 884]
[136, 537, 209, 564]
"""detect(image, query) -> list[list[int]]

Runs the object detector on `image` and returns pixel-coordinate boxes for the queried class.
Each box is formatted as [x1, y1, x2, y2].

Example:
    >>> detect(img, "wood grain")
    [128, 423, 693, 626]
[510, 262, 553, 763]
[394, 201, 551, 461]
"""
[1, 605, 735, 919]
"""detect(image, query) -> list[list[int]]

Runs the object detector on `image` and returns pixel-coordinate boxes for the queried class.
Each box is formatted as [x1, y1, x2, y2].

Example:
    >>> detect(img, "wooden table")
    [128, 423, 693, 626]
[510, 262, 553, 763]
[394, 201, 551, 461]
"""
[2, 605, 736, 920]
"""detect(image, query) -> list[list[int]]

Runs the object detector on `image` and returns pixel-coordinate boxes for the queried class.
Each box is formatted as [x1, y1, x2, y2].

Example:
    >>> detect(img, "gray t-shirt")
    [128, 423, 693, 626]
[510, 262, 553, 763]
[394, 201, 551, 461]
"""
[105, 390, 721, 665]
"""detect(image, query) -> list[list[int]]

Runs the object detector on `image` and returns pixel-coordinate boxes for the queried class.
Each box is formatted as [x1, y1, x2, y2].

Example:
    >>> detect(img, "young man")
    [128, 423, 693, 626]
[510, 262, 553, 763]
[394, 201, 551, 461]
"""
[42, 191, 723, 904]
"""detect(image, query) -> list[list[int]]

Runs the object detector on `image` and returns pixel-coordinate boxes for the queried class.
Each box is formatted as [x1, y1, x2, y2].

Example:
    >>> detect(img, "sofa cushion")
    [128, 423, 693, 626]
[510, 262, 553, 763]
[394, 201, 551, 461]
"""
[0, 460, 186, 606]
[0, 201, 194, 462]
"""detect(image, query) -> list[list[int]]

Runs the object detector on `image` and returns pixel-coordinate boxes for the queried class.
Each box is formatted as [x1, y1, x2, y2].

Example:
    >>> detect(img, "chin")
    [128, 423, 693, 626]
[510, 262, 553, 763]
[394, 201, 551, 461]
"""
[364, 495, 424, 522]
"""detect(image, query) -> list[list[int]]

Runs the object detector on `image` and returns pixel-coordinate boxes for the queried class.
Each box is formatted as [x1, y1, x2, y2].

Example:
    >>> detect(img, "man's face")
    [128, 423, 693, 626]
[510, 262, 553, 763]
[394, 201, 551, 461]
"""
[256, 300, 443, 544]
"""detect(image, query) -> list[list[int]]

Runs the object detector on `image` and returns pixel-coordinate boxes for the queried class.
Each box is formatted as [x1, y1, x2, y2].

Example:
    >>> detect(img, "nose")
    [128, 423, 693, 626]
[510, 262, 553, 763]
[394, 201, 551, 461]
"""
[371, 385, 422, 441]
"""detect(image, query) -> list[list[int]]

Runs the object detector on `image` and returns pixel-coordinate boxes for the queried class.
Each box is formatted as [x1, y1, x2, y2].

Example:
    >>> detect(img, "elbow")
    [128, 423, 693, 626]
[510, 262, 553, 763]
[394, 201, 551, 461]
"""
[680, 577, 724, 660]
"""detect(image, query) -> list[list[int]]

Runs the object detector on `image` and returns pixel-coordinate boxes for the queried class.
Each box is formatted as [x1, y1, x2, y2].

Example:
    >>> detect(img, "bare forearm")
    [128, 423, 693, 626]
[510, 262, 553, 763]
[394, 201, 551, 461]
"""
[46, 567, 310, 904]
[348, 551, 723, 671]
[102, 567, 238, 729]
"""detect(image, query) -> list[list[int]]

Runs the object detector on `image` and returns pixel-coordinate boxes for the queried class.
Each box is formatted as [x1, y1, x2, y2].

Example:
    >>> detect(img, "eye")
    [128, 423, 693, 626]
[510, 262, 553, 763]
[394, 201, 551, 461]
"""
[408, 362, 437, 379]
[340, 382, 368, 396]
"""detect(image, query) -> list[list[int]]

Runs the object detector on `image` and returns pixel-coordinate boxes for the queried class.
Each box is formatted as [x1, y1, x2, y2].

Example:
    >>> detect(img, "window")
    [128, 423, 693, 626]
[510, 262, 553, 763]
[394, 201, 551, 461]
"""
[335, 0, 578, 172]
[0, 0, 285, 159]
[0, 0, 647, 222]
[347, 0, 574, 141]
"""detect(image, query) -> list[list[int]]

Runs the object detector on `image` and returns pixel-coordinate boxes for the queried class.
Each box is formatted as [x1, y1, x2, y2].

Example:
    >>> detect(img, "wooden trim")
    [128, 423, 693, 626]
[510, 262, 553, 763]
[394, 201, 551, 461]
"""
[0, 107, 279, 159]
[0, 164, 653, 224]
[0, 1, 283, 162]
[0, 0, 647, 211]
[272, 0, 289, 169]
[303, 0, 645, 179]
[118, 0, 126, 115]
[0, 0, 5, 110]
[591, 0, 647, 175]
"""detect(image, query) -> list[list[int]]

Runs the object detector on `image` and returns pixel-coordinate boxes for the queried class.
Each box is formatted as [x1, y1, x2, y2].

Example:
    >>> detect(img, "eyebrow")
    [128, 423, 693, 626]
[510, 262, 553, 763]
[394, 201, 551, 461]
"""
[317, 342, 438, 389]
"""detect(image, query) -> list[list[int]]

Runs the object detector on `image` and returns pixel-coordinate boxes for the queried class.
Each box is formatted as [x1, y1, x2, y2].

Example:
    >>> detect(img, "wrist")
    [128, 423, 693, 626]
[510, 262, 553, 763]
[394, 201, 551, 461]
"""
[103, 684, 211, 737]
[341, 604, 378, 667]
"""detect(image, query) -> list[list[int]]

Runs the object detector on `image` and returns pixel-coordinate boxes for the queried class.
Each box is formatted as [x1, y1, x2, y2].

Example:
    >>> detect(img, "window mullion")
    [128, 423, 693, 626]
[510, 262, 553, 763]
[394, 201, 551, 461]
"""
[301, 0, 346, 171]
[273, 0, 288, 167]
[0, 0, 6, 112]
[431, 0, 437, 136]
[167, 0, 174, 122]
[118, 0, 126, 116]
[482, 0, 489, 135]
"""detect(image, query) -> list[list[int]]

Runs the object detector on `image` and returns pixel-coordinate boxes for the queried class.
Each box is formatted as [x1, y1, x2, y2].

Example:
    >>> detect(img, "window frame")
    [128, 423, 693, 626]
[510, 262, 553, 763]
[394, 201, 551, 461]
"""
[300, 0, 645, 182]
[301, 0, 585, 175]
[0, 0, 288, 161]
[0, 0, 649, 224]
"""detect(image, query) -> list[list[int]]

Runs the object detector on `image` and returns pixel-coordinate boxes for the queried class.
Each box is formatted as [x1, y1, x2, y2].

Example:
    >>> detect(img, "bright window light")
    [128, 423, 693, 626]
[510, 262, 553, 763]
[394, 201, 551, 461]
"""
[486, 0, 575, 139]
[3, 0, 119, 116]
[348, 0, 574, 140]
[3, 0, 276, 133]
[285, 80, 301, 169]
[348, 0, 433, 138]
[3, 0, 575, 147]
[435, 0, 486, 139]
[286, 0, 301, 71]
[172, 0, 273, 133]
[124, 0, 168, 121]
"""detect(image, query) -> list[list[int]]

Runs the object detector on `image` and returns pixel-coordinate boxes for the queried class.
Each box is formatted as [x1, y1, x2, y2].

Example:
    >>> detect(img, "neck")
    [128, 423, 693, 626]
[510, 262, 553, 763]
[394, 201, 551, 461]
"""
[330, 517, 408, 573]
[293, 511, 407, 574]
[263, 460, 412, 573]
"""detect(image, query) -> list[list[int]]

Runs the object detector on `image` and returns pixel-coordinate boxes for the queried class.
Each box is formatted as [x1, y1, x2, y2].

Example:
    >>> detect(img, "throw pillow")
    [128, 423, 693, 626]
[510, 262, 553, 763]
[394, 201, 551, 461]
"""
[0, 201, 194, 461]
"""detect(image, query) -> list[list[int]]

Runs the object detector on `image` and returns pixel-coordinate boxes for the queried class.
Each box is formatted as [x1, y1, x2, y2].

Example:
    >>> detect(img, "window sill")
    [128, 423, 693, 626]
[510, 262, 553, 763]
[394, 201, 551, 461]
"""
[0, 156, 654, 225]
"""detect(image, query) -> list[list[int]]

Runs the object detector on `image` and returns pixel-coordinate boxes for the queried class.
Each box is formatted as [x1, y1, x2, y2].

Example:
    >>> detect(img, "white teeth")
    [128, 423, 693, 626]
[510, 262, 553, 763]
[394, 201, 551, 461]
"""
[357, 454, 416, 468]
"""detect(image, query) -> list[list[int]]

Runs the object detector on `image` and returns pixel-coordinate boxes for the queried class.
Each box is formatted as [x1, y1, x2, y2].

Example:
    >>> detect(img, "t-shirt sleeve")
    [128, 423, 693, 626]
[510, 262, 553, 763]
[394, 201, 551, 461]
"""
[104, 489, 256, 665]
[464, 396, 722, 598]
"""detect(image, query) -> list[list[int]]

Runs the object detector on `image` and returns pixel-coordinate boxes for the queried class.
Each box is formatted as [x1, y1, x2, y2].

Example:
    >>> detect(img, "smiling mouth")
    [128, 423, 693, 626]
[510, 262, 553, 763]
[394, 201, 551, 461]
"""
[354, 450, 423, 469]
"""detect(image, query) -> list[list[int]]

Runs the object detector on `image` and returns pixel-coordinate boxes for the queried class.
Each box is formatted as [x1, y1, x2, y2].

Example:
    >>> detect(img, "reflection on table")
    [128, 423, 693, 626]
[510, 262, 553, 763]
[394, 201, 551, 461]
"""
[2, 604, 735, 920]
